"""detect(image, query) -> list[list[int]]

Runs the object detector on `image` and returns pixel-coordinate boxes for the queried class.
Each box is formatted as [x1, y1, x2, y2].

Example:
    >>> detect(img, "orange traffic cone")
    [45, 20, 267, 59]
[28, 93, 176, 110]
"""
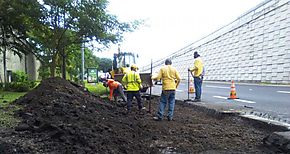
[228, 80, 238, 99]
[189, 79, 195, 93]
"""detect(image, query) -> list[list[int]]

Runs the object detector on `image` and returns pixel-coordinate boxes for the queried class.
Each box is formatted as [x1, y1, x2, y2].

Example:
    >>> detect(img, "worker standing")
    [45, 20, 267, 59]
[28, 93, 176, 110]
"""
[122, 64, 144, 114]
[188, 51, 204, 102]
[103, 79, 127, 102]
[122, 64, 130, 74]
[152, 59, 180, 121]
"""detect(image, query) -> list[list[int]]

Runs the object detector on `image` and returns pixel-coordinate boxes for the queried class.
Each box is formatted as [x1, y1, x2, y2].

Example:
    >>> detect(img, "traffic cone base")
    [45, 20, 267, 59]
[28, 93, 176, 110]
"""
[189, 79, 195, 93]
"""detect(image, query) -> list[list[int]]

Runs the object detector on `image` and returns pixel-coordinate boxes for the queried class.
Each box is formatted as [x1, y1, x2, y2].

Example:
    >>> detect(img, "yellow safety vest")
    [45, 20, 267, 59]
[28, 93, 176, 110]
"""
[122, 70, 142, 91]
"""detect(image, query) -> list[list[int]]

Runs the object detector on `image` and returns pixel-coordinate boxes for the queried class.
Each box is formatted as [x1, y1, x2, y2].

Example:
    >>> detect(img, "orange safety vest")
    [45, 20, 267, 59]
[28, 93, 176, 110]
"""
[107, 79, 120, 99]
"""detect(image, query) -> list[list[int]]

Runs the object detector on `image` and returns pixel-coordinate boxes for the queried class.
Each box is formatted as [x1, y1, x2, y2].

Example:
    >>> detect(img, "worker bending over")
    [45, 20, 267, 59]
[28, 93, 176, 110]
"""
[103, 79, 127, 102]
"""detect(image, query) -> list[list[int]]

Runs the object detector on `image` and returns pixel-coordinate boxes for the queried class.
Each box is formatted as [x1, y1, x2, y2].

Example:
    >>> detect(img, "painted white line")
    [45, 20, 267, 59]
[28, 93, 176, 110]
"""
[176, 89, 183, 92]
[234, 99, 256, 104]
[277, 91, 290, 94]
[206, 85, 229, 89]
[213, 96, 228, 99]
[213, 95, 256, 104]
[249, 89, 253, 91]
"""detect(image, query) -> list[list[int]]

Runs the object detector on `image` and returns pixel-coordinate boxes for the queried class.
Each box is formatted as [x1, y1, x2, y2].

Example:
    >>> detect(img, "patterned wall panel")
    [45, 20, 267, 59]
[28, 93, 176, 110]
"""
[141, 0, 290, 83]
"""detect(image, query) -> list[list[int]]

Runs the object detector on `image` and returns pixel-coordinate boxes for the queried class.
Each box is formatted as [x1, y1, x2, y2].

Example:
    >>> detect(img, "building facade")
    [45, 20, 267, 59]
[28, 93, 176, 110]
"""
[0, 51, 40, 82]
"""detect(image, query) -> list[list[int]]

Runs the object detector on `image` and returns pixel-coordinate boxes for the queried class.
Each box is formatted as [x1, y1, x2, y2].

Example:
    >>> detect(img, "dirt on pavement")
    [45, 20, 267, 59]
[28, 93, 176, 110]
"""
[0, 77, 287, 154]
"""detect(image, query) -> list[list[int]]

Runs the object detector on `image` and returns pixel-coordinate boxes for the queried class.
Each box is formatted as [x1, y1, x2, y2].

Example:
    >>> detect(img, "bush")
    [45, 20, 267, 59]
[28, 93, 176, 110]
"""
[4, 82, 36, 92]
[3, 71, 37, 92]
[12, 71, 28, 82]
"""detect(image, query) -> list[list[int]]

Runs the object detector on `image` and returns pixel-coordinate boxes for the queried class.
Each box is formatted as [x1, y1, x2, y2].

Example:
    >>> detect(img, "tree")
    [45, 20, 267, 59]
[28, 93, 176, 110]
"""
[1, 0, 140, 81]
[30, 0, 139, 78]
[66, 45, 100, 81]
[98, 58, 112, 72]
[0, 0, 43, 83]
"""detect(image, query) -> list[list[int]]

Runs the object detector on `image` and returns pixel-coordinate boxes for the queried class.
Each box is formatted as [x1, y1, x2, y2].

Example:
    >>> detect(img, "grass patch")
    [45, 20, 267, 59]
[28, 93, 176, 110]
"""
[0, 91, 26, 128]
[0, 105, 22, 128]
[0, 91, 26, 107]
[85, 82, 108, 95]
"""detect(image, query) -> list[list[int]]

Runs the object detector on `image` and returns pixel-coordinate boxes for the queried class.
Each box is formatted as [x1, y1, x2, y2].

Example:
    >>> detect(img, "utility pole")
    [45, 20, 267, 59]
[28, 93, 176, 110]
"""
[81, 37, 85, 82]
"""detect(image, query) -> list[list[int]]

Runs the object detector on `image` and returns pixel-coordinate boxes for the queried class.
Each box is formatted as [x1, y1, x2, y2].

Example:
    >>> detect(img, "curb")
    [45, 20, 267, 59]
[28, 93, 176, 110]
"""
[264, 131, 290, 153]
[180, 99, 290, 153]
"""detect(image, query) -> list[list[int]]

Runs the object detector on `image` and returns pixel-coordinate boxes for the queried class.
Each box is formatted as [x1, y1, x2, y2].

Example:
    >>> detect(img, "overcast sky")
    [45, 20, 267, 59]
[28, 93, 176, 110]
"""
[99, 0, 264, 67]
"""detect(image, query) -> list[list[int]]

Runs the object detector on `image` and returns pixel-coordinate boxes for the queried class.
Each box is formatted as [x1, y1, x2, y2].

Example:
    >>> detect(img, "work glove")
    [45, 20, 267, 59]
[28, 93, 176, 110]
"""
[139, 85, 143, 89]
[188, 68, 191, 71]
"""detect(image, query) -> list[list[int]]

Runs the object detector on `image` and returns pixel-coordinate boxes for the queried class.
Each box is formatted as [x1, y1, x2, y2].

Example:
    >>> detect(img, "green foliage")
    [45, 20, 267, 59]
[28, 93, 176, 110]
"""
[85, 82, 108, 96]
[1, 0, 141, 80]
[3, 71, 37, 92]
[4, 81, 36, 92]
[38, 65, 51, 80]
[29, 0, 138, 77]
[66, 46, 112, 81]
[98, 58, 112, 72]
[0, 0, 43, 56]
[12, 71, 28, 82]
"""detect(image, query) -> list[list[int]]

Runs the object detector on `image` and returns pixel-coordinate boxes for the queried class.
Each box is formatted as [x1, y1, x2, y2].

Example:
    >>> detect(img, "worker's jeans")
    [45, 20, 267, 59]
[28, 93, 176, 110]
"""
[127, 91, 142, 111]
[194, 76, 203, 99]
[157, 90, 175, 120]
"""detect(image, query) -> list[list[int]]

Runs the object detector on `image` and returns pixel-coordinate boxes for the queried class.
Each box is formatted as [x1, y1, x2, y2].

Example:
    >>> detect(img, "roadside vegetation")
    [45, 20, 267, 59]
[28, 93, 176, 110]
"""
[0, 0, 140, 82]
[0, 91, 25, 128]
[85, 82, 108, 96]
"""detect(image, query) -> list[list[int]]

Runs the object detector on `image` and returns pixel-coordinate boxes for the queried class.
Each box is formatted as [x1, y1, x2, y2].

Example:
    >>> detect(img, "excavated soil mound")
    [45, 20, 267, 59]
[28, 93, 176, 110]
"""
[0, 77, 286, 153]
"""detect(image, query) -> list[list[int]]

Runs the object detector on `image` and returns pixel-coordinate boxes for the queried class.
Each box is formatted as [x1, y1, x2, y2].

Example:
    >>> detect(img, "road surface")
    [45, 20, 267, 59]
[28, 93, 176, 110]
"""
[151, 81, 290, 123]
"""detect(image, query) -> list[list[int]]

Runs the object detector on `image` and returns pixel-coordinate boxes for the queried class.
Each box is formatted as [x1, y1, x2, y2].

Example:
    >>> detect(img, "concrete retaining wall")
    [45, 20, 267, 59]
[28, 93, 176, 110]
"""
[141, 0, 290, 84]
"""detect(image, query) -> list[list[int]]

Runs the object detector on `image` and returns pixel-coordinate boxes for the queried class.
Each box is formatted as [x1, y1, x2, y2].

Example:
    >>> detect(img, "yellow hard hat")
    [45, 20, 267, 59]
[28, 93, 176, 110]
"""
[131, 64, 138, 69]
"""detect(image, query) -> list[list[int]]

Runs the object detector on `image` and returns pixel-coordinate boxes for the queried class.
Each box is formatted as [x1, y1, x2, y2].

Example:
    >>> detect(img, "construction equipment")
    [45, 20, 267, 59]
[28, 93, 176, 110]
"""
[110, 45, 137, 78]
[110, 45, 152, 93]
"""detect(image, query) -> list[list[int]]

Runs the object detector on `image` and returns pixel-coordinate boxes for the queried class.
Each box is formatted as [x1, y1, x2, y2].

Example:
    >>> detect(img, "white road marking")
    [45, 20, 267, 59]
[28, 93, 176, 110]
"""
[277, 91, 290, 94]
[176, 89, 183, 92]
[213, 95, 256, 104]
[213, 96, 228, 99]
[249, 89, 253, 91]
[206, 85, 229, 89]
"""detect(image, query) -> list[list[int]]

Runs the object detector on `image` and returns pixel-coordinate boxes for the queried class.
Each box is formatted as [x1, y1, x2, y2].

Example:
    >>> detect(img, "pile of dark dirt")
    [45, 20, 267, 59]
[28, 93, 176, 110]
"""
[0, 77, 286, 153]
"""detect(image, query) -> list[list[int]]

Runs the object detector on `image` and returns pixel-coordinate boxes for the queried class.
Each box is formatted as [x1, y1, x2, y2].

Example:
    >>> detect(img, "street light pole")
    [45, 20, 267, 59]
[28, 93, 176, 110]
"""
[81, 37, 85, 82]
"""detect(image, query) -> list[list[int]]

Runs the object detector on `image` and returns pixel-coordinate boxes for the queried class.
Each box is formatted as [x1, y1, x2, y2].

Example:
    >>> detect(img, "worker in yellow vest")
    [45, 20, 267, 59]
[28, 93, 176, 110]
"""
[152, 59, 180, 121]
[122, 64, 144, 113]
[188, 51, 204, 102]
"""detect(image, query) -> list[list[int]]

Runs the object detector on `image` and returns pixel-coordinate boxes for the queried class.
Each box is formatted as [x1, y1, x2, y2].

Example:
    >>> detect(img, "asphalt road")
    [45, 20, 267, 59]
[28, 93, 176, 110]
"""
[151, 81, 290, 123]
